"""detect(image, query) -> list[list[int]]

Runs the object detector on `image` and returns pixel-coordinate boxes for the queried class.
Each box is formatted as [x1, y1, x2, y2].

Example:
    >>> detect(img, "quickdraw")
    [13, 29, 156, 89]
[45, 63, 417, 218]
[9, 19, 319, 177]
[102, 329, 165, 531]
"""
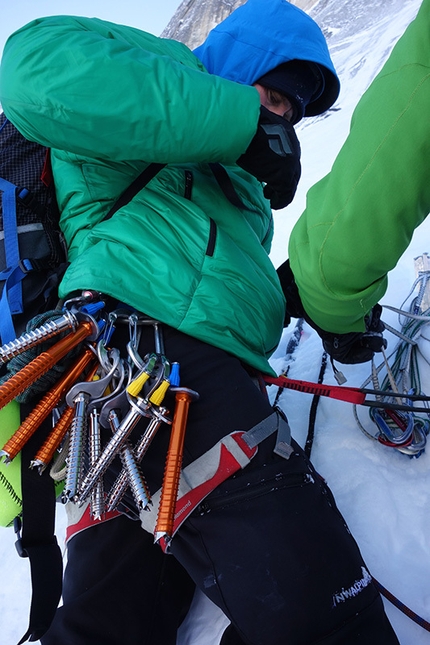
[353, 259, 430, 457]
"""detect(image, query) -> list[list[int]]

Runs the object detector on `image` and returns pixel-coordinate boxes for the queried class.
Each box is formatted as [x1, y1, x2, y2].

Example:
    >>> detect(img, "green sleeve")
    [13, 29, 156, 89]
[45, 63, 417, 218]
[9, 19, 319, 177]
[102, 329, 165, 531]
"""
[288, 0, 430, 333]
[0, 16, 260, 164]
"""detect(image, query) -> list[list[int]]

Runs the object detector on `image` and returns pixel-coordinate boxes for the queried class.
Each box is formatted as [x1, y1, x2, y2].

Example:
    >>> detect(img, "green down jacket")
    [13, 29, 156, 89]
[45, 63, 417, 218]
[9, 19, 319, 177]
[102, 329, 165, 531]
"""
[289, 0, 430, 334]
[0, 16, 284, 374]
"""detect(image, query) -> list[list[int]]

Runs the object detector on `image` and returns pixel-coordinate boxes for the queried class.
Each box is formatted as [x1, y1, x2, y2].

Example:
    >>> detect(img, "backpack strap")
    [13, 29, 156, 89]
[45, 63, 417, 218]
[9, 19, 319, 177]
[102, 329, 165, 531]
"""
[0, 173, 54, 344]
[0, 160, 165, 344]
[15, 408, 63, 645]
[105, 161, 251, 221]
[0, 178, 26, 343]
[209, 162, 253, 211]
[103, 162, 166, 221]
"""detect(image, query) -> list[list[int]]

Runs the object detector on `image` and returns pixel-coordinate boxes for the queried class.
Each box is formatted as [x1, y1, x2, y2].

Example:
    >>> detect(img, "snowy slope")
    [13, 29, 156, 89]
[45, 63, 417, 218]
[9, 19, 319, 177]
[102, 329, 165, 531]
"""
[1, 1, 429, 644]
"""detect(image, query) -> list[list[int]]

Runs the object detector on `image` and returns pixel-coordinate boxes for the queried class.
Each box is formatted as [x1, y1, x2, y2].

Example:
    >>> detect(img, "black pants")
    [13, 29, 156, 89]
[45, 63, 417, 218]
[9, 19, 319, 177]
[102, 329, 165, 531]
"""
[42, 325, 399, 645]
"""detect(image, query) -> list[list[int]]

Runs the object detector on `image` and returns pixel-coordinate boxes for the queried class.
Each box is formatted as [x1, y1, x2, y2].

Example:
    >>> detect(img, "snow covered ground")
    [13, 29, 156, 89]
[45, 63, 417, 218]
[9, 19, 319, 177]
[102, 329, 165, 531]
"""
[1, 0, 429, 643]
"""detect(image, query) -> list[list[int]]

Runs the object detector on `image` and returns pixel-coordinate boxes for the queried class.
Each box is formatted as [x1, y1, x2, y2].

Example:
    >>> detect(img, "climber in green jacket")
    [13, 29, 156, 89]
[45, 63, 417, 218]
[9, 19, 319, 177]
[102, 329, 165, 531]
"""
[284, 0, 430, 365]
[0, 1, 399, 644]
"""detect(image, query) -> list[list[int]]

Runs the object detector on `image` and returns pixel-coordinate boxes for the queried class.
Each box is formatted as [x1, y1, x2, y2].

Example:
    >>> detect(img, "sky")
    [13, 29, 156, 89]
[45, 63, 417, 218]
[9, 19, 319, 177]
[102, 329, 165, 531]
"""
[1, 0, 430, 644]
[0, 0, 183, 57]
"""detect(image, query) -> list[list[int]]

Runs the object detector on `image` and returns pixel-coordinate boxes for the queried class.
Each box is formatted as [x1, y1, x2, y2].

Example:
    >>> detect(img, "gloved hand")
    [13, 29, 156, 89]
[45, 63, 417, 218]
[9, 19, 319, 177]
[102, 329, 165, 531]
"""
[318, 304, 387, 364]
[237, 106, 301, 209]
[277, 259, 387, 364]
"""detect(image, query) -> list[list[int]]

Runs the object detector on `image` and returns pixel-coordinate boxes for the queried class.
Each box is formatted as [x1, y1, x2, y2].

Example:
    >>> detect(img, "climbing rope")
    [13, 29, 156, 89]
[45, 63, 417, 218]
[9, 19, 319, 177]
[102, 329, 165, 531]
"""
[354, 269, 430, 457]
[373, 577, 430, 633]
[304, 351, 327, 458]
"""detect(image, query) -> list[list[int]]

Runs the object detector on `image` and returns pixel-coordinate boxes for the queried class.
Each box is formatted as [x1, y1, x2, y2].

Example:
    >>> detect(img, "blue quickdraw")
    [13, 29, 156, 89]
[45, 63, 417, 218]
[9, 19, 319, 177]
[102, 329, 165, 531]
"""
[370, 405, 414, 446]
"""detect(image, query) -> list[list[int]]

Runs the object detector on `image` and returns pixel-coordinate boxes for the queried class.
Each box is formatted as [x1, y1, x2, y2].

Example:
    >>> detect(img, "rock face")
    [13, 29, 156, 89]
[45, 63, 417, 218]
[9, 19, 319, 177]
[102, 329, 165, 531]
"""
[161, 0, 318, 49]
[162, 0, 417, 50]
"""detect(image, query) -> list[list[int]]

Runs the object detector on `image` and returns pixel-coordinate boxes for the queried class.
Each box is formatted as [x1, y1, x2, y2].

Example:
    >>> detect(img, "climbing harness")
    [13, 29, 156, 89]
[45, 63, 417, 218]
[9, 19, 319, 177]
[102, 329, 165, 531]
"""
[0, 291, 295, 645]
[141, 408, 292, 552]
[0, 293, 292, 545]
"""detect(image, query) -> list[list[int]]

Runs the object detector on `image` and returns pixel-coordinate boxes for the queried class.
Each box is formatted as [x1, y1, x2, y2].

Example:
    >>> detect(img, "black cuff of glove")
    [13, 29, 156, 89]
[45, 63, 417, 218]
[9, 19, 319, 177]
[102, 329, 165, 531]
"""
[277, 259, 387, 364]
[277, 259, 306, 324]
[320, 304, 387, 364]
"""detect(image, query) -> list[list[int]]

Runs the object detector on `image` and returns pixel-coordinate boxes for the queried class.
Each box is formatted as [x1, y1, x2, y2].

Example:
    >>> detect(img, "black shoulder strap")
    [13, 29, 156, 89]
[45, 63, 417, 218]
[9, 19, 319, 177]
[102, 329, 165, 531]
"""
[209, 162, 252, 211]
[103, 162, 166, 221]
[16, 408, 63, 644]
[104, 161, 252, 221]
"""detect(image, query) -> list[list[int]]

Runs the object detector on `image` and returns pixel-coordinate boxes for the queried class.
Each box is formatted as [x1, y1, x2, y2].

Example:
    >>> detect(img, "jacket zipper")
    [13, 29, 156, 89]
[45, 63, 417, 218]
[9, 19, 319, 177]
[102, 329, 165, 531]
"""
[205, 218, 217, 257]
[195, 470, 312, 515]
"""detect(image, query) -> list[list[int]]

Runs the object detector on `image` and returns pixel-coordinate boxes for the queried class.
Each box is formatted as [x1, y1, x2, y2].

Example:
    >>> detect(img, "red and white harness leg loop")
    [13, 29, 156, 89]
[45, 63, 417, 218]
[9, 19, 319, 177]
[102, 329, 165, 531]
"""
[141, 431, 258, 552]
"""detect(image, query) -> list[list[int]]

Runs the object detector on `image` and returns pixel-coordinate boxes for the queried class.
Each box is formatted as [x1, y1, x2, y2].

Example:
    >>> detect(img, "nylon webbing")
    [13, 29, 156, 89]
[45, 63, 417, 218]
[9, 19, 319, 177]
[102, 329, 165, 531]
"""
[0, 178, 24, 343]
[242, 408, 292, 459]
[209, 163, 252, 211]
[17, 407, 63, 644]
[102, 163, 166, 221]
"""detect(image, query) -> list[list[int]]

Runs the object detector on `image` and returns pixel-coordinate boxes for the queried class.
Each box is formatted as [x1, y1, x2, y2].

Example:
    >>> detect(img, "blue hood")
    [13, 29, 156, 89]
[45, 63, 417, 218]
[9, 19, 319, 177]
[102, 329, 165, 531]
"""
[194, 0, 340, 117]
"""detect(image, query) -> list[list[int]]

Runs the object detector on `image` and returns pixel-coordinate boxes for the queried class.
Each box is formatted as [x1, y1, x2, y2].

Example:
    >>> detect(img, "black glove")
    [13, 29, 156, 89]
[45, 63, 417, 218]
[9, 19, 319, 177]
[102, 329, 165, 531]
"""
[277, 258, 306, 325]
[277, 259, 387, 364]
[319, 304, 387, 364]
[237, 106, 301, 209]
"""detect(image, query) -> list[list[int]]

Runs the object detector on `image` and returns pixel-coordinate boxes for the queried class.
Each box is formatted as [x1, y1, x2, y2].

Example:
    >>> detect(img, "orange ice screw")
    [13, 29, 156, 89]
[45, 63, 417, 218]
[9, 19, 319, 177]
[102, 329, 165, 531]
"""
[0, 321, 96, 413]
[0, 348, 96, 462]
[31, 357, 100, 470]
[32, 405, 75, 471]
[154, 387, 199, 544]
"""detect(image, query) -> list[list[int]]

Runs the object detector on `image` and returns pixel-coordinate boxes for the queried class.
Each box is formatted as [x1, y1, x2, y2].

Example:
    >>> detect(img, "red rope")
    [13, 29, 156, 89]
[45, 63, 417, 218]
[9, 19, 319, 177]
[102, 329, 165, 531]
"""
[373, 578, 430, 632]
